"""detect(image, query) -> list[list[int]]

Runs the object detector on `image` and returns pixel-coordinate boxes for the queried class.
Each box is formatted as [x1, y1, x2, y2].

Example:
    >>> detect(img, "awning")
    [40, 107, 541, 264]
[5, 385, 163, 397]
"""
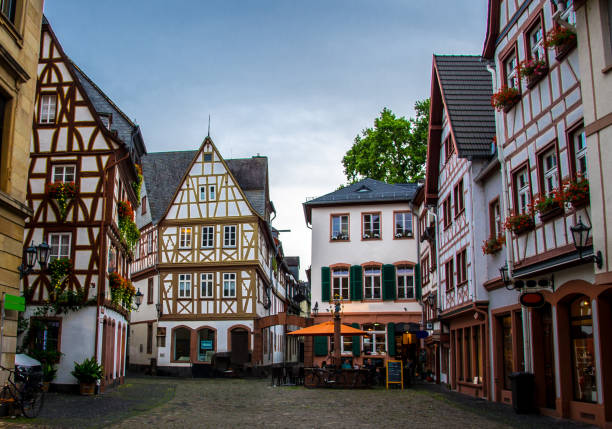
[287, 321, 367, 336]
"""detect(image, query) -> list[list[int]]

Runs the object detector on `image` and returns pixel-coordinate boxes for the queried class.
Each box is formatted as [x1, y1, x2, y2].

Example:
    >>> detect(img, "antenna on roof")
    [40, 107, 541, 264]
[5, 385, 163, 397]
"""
[207, 114, 211, 137]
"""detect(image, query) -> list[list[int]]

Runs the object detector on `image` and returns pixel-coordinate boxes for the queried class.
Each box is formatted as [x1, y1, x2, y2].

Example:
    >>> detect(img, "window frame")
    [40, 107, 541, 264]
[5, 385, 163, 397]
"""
[179, 227, 192, 249]
[178, 274, 192, 299]
[27, 317, 62, 357]
[222, 272, 237, 298]
[524, 12, 547, 63]
[201, 225, 214, 249]
[38, 92, 58, 125]
[396, 264, 415, 300]
[363, 265, 382, 300]
[331, 266, 350, 301]
[443, 196, 452, 229]
[52, 164, 76, 183]
[362, 323, 386, 355]
[537, 143, 560, 198]
[445, 259, 454, 292]
[453, 179, 465, 217]
[393, 211, 413, 239]
[456, 248, 468, 286]
[208, 185, 216, 201]
[361, 212, 381, 240]
[48, 232, 71, 261]
[330, 213, 350, 241]
[512, 163, 532, 215]
[489, 198, 502, 238]
[566, 120, 587, 179]
[200, 272, 214, 298]
[501, 45, 520, 90]
[223, 225, 237, 248]
[147, 277, 154, 304]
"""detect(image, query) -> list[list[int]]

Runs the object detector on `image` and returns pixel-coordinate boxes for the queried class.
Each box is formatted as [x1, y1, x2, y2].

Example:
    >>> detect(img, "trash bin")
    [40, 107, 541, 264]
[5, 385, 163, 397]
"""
[509, 372, 535, 414]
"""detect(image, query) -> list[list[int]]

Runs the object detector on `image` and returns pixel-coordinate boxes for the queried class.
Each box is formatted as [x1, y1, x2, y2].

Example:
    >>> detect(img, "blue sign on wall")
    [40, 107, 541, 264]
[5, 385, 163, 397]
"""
[200, 340, 213, 350]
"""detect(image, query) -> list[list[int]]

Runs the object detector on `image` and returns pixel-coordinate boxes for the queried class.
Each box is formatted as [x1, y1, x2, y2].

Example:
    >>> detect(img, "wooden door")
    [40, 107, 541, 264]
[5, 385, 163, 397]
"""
[231, 329, 249, 364]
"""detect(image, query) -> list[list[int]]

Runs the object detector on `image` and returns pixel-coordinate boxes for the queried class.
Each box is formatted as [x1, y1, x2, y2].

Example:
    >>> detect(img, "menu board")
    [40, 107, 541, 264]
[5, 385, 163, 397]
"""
[386, 360, 403, 390]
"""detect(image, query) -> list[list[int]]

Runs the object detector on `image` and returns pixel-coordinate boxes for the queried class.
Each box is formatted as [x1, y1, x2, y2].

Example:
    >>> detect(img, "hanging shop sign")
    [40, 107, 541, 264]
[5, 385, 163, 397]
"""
[520, 291, 545, 308]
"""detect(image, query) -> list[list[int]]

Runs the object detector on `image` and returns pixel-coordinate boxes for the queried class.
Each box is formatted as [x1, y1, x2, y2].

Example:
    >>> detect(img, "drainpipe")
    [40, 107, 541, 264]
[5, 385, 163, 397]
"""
[486, 64, 532, 373]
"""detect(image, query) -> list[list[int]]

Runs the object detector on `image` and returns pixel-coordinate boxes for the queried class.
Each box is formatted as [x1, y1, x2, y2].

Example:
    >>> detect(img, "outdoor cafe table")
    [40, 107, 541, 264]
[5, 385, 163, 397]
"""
[303, 367, 372, 388]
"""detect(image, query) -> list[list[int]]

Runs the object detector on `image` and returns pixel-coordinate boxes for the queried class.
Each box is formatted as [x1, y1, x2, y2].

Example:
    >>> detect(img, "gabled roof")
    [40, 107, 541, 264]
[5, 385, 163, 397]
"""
[434, 55, 496, 157]
[70, 62, 146, 158]
[303, 178, 419, 225]
[142, 150, 269, 225]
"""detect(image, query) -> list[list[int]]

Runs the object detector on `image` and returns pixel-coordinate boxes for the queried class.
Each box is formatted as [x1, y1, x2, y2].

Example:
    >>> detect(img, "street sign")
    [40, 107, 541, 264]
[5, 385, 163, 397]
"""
[4, 295, 25, 312]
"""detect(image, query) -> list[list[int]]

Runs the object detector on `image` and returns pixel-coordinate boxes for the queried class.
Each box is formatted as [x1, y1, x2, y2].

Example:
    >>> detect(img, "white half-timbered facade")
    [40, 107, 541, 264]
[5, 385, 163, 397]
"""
[21, 19, 146, 390]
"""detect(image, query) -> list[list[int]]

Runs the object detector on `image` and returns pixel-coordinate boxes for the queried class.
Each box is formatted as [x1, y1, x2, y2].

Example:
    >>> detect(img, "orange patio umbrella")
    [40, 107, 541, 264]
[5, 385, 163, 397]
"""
[287, 321, 367, 336]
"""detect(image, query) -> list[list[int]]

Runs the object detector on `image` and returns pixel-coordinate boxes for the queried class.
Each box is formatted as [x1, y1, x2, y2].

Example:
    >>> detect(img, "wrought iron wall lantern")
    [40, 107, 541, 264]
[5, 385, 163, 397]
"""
[570, 217, 603, 269]
[133, 289, 144, 310]
[18, 241, 50, 279]
[155, 303, 162, 318]
[311, 301, 318, 317]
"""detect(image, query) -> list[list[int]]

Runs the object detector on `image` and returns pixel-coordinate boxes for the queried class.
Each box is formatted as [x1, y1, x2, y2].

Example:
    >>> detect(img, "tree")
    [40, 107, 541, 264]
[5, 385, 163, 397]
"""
[342, 99, 430, 184]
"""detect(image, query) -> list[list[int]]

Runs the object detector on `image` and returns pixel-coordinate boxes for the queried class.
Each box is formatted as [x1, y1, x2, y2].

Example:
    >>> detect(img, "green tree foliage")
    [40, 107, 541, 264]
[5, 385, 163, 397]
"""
[342, 99, 430, 184]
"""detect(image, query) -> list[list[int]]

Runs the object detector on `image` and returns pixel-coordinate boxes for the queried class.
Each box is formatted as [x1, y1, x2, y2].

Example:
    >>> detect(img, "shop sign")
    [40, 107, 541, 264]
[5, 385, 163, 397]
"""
[520, 291, 545, 308]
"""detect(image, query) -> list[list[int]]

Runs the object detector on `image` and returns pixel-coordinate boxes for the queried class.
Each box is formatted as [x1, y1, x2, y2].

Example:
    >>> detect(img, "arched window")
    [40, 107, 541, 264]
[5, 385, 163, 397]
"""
[197, 328, 215, 363]
[173, 328, 191, 362]
[569, 296, 597, 403]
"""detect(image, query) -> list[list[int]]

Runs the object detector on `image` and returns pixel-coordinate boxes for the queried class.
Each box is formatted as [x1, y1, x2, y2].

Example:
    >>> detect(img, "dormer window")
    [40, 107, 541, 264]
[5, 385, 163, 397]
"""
[356, 185, 371, 193]
[99, 113, 112, 129]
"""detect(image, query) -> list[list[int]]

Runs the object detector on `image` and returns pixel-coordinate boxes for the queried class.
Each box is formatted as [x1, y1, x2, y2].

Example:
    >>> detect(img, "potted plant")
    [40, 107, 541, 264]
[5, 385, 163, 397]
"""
[71, 357, 103, 395]
[518, 58, 548, 89]
[482, 235, 505, 255]
[42, 362, 57, 392]
[46, 181, 77, 220]
[544, 26, 577, 61]
[504, 212, 535, 235]
[491, 86, 521, 113]
[534, 189, 564, 222]
[564, 176, 589, 209]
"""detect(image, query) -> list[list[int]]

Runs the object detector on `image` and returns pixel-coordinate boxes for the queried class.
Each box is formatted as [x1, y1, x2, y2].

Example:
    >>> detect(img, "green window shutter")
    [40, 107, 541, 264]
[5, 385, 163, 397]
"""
[350, 265, 363, 300]
[314, 335, 328, 356]
[382, 264, 396, 300]
[351, 323, 361, 357]
[321, 266, 331, 302]
[415, 263, 422, 301]
[387, 322, 396, 356]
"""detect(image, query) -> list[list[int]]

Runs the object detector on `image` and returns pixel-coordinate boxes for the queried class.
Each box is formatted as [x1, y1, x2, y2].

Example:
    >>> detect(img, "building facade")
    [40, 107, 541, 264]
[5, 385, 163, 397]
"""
[0, 0, 43, 373]
[21, 19, 146, 390]
[304, 178, 421, 368]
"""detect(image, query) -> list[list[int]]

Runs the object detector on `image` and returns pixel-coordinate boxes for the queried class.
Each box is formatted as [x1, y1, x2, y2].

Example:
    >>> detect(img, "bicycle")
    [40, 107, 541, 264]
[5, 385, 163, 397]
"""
[0, 364, 44, 418]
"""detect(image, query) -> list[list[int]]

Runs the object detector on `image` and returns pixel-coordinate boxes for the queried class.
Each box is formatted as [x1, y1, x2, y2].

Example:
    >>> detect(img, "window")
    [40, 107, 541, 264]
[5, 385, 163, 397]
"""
[52, 165, 76, 183]
[396, 265, 414, 299]
[178, 274, 191, 298]
[456, 249, 467, 285]
[49, 233, 71, 261]
[199, 186, 206, 201]
[179, 227, 192, 249]
[173, 327, 191, 361]
[201, 226, 214, 248]
[224, 225, 236, 247]
[558, 0, 576, 26]
[394, 212, 413, 238]
[540, 147, 558, 196]
[490, 199, 502, 237]
[443, 197, 452, 228]
[141, 196, 147, 214]
[0, 0, 16, 23]
[147, 231, 153, 253]
[201, 273, 214, 298]
[504, 51, 519, 89]
[341, 333, 353, 354]
[198, 328, 215, 362]
[363, 266, 382, 299]
[444, 137, 454, 161]
[527, 22, 545, 61]
[209, 185, 216, 201]
[330, 214, 349, 240]
[515, 167, 531, 214]
[362, 323, 386, 355]
[570, 126, 587, 178]
[331, 267, 349, 300]
[223, 273, 236, 298]
[569, 296, 597, 403]
[28, 318, 60, 354]
[203, 153, 213, 162]
[362, 213, 380, 239]
[421, 256, 430, 285]
[146, 323, 153, 354]
[147, 278, 153, 304]
[445, 259, 454, 291]
[39, 94, 57, 124]
[453, 179, 464, 216]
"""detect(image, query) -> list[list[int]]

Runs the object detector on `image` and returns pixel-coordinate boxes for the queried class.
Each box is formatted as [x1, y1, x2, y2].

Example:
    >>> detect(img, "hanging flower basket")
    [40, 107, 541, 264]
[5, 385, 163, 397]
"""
[46, 181, 77, 220]
[491, 86, 521, 113]
[534, 189, 565, 222]
[564, 176, 589, 209]
[482, 235, 505, 255]
[544, 27, 577, 61]
[504, 213, 535, 235]
[117, 201, 140, 250]
[518, 59, 548, 89]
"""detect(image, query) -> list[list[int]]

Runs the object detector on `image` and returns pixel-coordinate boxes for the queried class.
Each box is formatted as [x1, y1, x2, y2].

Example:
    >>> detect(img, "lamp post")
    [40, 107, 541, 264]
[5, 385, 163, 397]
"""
[329, 297, 343, 368]
[18, 242, 50, 278]
[570, 217, 603, 268]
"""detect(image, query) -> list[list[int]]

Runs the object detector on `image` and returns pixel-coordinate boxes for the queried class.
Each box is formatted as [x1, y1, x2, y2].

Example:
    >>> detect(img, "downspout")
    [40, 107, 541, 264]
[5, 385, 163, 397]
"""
[427, 208, 441, 311]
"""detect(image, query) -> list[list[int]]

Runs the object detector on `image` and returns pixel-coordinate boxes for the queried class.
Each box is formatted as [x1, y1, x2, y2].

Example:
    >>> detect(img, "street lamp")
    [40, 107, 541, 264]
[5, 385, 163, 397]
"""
[570, 217, 603, 269]
[311, 301, 318, 317]
[18, 241, 51, 279]
[133, 289, 144, 309]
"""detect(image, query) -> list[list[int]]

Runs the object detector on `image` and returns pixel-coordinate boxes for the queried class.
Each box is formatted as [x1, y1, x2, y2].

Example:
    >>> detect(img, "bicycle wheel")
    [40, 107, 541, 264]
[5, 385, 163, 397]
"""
[20, 386, 44, 418]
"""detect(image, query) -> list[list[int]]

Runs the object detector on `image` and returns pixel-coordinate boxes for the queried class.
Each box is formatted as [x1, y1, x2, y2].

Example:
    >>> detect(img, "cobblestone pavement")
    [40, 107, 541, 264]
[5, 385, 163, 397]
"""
[0, 377, 598, 429]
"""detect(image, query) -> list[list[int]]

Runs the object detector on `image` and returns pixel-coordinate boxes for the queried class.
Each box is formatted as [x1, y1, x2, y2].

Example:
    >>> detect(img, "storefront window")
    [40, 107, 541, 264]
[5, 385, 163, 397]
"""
[362, 323, 386, 355]
[173, 328, 191, 362]
[570, 296, 597, 403]
[198, 329, 215, 363]
[502, 315, 513, 390]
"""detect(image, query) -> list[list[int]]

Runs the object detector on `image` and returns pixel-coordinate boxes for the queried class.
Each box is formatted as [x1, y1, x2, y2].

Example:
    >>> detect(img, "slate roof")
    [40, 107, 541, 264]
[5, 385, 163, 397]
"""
[142, 151, 268, 225]
[303, 178, 420, 224]
[70, 62, 146, 157]
[434, 55, 496, 158]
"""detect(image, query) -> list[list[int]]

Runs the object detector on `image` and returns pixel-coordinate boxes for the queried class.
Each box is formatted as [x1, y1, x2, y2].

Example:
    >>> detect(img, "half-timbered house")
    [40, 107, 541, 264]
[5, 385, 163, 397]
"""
[21, 19, 146, 390]
[129, 138, 307, 376]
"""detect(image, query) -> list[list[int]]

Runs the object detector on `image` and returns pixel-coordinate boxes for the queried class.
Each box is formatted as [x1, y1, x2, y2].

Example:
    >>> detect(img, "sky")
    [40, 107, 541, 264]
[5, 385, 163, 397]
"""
[44, 1, 489, 280]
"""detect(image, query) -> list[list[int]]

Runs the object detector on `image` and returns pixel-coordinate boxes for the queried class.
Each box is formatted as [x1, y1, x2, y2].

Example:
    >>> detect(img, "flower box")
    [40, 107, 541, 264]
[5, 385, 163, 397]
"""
[555, 38, 577, 61]
[564, 177, 589, 210]
[482, 235, 505, 255]
[518, 59, 548, 90]
[545, 27, 577, 62]
[46, 181, 77, 220]
[538, 205, 564, 222]
[504, 213, 535, 235]
[491, 86, 521, 113]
